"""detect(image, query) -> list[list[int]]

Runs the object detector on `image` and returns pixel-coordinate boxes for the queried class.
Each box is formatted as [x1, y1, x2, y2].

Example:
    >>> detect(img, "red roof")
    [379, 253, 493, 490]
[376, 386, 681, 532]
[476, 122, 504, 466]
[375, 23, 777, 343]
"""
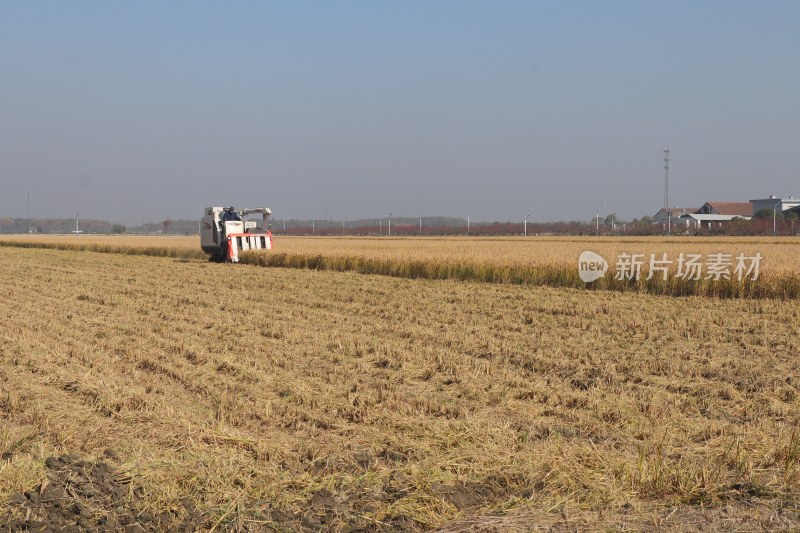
[700, 202, 752, 216]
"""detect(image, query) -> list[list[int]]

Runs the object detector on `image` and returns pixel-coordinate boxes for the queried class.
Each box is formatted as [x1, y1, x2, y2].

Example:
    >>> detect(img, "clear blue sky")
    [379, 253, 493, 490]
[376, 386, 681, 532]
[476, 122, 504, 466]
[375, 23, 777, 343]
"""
[2, 1, 798, 224]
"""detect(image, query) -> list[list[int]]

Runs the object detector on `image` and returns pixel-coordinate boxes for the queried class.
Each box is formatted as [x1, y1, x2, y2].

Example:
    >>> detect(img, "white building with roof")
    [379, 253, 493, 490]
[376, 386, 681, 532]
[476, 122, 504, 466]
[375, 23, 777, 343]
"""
[750, 195, 800, 216]
[653, 207, 697, 224]
[680, 213, 750, 229]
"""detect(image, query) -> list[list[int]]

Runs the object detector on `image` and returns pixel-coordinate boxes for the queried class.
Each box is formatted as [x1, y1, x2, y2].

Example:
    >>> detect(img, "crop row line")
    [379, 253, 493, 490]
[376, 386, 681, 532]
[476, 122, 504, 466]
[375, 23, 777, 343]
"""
[3, 239, 800, 299]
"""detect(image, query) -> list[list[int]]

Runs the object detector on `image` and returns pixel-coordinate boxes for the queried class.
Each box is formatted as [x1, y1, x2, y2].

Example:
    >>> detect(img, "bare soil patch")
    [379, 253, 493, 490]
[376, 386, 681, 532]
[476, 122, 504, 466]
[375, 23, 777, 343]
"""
[3, 454, 202, 532]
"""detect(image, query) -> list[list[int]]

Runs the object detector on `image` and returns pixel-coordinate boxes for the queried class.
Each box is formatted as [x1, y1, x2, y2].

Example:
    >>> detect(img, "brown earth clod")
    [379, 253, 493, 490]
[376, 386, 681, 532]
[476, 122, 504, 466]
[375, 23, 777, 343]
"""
[3, 454, 203, 532]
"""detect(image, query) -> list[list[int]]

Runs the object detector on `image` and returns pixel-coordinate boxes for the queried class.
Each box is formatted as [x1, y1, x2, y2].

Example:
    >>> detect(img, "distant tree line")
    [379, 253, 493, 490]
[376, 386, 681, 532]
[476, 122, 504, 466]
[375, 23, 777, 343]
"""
[1, 211, 797, 236]
[0, 218, 198, 235]
[272, 213, 800, 236]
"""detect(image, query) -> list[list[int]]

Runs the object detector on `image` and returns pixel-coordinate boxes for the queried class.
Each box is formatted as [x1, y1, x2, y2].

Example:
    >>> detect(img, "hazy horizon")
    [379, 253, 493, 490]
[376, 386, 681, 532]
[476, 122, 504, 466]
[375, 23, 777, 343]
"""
[2, 2, 798, 226]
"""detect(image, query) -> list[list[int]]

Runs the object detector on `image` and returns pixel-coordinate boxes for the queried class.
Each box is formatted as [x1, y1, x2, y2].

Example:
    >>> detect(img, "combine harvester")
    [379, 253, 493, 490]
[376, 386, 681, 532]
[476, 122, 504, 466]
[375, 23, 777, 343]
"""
[201, 206, 273, 262]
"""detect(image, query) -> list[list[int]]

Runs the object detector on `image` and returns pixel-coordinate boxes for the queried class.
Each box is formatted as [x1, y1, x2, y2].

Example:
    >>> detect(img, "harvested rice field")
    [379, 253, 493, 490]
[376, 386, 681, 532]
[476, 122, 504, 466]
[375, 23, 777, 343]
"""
[2, 242, 800, 530]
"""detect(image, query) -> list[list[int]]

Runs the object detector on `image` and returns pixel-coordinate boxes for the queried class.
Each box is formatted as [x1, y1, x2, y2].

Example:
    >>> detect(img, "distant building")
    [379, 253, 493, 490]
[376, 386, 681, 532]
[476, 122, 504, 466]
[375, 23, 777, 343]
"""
[677, 201, 751, 229]
[653, 197, 800, 230]
[750, 195, 800, 216]
[653, 207, 697, 224]
[680, 213, 749, 229]
[696, 202, 753, 217]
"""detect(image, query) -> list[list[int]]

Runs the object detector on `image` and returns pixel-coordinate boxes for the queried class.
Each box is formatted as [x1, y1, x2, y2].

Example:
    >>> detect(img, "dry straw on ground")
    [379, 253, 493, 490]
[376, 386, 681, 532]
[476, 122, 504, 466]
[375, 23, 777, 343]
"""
[1, 245, 800, 530]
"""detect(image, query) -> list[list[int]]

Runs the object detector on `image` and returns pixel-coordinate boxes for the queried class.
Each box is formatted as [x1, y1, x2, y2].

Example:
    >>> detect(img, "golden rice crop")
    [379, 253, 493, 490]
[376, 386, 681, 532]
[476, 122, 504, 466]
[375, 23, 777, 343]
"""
[3, 235, 800, 298]
[270, 235, 800, 276]
[4, 234, 800, 271]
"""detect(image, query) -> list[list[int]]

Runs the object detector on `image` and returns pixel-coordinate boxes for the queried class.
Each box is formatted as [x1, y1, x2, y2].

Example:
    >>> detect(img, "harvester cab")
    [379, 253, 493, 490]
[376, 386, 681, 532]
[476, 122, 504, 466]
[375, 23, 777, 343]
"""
[201, 206, 273, 262]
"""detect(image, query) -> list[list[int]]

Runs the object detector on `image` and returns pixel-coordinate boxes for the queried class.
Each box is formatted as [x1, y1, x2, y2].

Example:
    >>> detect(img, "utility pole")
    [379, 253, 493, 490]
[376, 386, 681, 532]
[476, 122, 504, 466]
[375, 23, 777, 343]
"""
[774, 200, 781, 235]
[524, 209, 532, 236]
[596, 205, 605, 236]
[667, 208, 671, 235]
[663, 146, 671, 210]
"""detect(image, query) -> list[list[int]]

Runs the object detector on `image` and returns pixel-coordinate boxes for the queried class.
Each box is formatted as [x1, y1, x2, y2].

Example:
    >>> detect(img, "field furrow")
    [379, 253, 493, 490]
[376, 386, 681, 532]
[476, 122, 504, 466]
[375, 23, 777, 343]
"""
[1, 246, 800, 530]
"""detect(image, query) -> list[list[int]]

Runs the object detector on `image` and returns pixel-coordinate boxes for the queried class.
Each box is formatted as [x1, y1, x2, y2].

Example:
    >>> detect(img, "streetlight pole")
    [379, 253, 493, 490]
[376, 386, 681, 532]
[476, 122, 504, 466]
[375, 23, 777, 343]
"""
[667, 208, 672, 235]
[467, 210, 476, 235]
[596, 205, 605, 236]
[524, 209, 532, 236]
[774, 200, 781, 235]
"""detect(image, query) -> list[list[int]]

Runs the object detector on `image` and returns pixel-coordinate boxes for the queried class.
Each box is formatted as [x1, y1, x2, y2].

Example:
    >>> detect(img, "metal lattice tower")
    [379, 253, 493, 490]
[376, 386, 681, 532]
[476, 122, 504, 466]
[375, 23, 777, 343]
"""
[663, 146, 671, 210]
